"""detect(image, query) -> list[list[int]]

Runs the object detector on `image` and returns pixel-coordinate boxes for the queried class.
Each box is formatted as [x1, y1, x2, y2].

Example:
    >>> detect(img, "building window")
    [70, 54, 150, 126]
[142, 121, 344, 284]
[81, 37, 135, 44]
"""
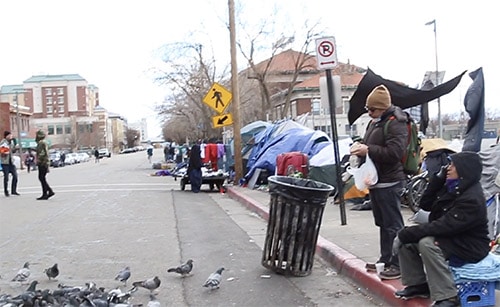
[65, 125, 71, 134]
[48, 125, 55, 135]
[56, 125, 63, 135]
[47, 97, 53, 104]
[57, 97, 64, 104]
[57, 87, 64, 95]
[58, 105, 64, 113]
[45, 88, 52, 96]
[46, 105, 53, 113]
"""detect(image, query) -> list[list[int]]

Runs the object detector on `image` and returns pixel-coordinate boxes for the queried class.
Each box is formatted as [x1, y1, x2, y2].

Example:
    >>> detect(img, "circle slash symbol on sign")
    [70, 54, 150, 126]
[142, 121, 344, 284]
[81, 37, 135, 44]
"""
[318, 41, 334, 57]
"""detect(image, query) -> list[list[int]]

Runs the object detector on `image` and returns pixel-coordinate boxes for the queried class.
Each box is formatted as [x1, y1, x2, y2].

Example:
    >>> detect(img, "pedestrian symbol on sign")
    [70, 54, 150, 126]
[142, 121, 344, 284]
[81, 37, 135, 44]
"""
[212, 88, 224, 108]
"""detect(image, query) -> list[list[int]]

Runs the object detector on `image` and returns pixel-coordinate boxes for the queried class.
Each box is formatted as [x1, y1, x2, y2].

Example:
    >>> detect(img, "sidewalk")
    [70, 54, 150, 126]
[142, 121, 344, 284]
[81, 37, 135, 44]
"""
[226, 185, 431, 307]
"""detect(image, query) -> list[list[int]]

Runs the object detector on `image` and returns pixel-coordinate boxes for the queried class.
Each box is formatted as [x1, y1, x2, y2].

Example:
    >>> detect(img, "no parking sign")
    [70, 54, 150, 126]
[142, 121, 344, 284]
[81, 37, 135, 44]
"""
[315, 37, 338, 70]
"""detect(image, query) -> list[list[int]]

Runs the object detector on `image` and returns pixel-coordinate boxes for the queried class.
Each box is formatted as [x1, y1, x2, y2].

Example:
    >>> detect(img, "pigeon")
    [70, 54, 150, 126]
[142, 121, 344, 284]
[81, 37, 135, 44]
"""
[25, 280, 38, 292]
[132, 276, 161, 293]
[115, 266, 131, 285]
[12, 262, 30, 282]
[167, 259, 193, 276]
[202, 267, 224, 290]
[44, 263, 59, 280]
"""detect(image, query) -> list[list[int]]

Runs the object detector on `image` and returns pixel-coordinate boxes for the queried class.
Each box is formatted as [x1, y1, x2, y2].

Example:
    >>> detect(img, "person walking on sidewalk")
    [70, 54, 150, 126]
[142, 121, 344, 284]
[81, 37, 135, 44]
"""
[393, 152, 490, 306]
[350, 85, 408, 280]
[35, 130, 55, 200]
[0, 131, 20, 196]
[187, 141, 202, 193]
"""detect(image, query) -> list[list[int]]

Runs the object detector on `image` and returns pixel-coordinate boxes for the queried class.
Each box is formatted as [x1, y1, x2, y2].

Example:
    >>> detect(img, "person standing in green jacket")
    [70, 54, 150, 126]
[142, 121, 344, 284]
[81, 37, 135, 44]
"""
[35, 130, 54, 200]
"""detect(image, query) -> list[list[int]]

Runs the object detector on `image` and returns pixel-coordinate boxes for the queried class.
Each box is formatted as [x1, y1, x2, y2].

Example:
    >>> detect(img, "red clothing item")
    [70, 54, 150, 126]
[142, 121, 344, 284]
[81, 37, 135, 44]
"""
[205, 143, 218, 170]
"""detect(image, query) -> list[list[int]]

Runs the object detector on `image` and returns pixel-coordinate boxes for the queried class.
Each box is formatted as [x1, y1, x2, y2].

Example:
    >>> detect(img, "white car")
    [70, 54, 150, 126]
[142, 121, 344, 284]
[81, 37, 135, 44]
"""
[78, 152, 90, 162]
[98, 148, 111, 158]
[65, 153, 78, 165]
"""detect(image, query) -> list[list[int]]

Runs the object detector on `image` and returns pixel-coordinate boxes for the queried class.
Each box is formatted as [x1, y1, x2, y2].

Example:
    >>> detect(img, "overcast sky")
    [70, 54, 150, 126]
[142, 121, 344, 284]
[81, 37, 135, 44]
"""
[1, 1, 497, 137]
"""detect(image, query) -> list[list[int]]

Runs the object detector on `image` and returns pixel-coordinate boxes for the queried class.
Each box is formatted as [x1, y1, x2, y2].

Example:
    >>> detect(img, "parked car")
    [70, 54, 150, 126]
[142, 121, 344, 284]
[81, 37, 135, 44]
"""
[49, 152, 64, 167]
[78, 152, 90, 162]
[66, 153, 79, 164]
[120, 148, 135, 154]
[98, 148, 111, 158]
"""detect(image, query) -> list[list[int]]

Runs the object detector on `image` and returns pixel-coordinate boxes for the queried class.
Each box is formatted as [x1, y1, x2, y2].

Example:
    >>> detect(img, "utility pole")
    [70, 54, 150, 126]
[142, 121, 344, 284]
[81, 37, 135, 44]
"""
[13, 92, 24, 170]
[426, 19, 442, 138]
[228, 0, 243, 183]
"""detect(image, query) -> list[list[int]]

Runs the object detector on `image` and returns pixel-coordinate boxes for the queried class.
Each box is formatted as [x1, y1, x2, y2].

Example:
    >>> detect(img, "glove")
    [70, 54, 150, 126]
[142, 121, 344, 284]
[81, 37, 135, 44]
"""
[392, 235, 402, 256]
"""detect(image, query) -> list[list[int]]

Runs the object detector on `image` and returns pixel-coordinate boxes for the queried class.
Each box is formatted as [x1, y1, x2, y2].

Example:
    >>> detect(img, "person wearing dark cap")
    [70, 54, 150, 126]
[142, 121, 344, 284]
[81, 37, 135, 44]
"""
[35, 130, 55, 200]
[0, 131, 20, 196]
[350, 84, 409, 279]
[393, 152, 490, 306]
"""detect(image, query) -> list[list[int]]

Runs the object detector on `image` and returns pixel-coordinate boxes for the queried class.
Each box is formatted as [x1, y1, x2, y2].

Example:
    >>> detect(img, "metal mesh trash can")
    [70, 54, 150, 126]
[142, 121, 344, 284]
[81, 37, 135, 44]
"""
[261, 175, 334, 277]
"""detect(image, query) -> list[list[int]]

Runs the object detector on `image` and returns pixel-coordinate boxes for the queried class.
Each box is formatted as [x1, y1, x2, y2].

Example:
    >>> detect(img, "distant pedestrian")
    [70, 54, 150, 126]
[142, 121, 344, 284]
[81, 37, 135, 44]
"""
[25, 149, 35, 173]
[94, 149, 100, 163]
[147, 144, 153, 163]
[35, 130, 54, 200]
[163, 145, 169, 162]
[188, 142, 202, 193]
[0, 131, 20, 197]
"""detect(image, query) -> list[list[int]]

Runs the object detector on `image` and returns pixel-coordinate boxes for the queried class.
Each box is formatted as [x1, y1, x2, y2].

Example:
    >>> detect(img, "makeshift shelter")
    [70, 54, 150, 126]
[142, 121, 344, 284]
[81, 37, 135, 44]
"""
[243, 120, 332, 184]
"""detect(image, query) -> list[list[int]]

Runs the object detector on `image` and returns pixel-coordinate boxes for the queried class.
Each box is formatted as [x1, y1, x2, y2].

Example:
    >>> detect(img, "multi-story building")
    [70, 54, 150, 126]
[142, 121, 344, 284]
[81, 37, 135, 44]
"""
[0, 85, 36, 148]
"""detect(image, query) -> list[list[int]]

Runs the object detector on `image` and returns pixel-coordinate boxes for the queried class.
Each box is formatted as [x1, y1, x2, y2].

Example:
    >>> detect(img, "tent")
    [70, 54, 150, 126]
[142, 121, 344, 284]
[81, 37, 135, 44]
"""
[243, 120, 332, 182]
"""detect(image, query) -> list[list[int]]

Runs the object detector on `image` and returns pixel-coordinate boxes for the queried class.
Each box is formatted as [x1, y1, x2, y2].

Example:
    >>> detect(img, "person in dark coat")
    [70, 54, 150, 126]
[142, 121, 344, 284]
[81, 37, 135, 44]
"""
[393, 151, 490, 306]
[350, 85, 408, 279]
[188, 142, 202, 193]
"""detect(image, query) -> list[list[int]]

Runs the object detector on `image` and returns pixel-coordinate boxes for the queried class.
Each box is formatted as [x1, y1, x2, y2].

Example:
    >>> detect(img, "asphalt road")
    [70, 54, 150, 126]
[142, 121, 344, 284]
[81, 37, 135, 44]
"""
[0, 149, 383, 306]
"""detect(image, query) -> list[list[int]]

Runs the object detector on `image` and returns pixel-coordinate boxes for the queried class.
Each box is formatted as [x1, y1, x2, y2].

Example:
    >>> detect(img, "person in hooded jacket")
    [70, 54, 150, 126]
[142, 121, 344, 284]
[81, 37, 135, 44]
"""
[187, 142, 203, 193]
[393, 151, 490, 307]
[35, 130, 55, 200]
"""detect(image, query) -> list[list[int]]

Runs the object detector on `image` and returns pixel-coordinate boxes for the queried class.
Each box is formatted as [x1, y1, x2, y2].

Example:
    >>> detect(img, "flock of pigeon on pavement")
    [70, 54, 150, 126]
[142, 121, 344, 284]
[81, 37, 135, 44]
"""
[0, 260, 225, 306]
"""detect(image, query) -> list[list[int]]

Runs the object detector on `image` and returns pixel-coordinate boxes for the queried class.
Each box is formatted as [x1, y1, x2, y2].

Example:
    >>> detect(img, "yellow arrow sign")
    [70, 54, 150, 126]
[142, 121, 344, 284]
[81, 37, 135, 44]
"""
[212, 113, 234, 128]
[203, 82, 232, 114]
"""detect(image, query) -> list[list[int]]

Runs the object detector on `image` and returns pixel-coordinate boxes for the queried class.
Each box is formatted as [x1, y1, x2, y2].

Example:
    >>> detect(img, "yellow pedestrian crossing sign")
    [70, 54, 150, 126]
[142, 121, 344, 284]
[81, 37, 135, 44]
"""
[212, 113, 234, 128]
[203, 82, 232, 114]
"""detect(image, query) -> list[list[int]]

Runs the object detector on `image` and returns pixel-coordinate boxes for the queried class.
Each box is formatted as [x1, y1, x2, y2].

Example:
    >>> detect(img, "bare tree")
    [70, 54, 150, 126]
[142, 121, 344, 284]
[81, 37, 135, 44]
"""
[125, 129, 140, 148]
[236, 15, 323, 121]
[154, 42, 229, 142]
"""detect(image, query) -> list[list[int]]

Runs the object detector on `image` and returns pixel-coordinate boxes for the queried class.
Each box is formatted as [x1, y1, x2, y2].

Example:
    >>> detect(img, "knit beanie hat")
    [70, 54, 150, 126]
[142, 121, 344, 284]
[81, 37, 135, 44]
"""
[366, 85, 391, 109]
[4, 131, 11, 138]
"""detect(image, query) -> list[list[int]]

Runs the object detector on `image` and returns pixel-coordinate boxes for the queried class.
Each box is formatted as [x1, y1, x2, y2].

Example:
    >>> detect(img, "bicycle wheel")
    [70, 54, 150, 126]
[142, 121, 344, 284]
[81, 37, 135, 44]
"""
[408, 177, 428, 212]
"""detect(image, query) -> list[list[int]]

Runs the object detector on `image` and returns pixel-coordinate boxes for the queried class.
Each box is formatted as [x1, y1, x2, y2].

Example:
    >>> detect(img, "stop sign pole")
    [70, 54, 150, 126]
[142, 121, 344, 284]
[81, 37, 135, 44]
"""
[315, 37, 347, 226]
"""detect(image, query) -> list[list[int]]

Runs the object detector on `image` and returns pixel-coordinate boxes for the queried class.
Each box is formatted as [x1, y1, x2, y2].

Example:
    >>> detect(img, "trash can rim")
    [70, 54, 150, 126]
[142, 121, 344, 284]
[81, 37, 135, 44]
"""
[268, 175, 334, 192]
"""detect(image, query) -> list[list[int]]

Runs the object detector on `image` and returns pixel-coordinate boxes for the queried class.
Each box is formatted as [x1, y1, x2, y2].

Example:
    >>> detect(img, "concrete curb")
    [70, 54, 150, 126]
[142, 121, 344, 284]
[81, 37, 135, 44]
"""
[227, 186, 430, 307]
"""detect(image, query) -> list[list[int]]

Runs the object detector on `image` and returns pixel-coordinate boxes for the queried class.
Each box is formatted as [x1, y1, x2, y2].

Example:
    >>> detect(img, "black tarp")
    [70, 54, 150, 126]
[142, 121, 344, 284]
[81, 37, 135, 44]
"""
[348, 68, 466, 125]
[462, 67, 485, 152]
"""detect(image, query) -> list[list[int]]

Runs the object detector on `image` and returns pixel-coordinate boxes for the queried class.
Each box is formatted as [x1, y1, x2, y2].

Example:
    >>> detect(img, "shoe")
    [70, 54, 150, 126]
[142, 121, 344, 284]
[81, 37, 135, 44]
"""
[395, 283, 430, 300]
[379, 266, 401, 280]
[37, 195, 49, 200]
[12, 192, 20, 196]
[432, 296, 460, 306]
[47, 191, 55, 199]
[4, 192, 9, 197]
[365, 261, 389, 272]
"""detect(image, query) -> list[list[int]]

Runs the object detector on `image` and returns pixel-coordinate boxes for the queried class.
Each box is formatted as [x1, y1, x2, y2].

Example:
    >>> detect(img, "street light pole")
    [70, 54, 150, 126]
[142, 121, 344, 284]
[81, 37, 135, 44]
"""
[13, 92, 24, 170]
[426, 19, 442, 138]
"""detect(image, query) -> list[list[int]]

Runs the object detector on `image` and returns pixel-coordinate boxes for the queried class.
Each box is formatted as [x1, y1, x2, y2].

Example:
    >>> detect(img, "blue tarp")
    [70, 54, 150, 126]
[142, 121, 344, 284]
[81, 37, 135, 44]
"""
[244, 120, 332, 180]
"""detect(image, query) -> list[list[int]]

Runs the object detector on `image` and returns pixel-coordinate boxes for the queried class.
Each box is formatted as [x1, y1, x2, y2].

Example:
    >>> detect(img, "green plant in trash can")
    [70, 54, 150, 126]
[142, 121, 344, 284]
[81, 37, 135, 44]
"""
[286, 165, 303, 178]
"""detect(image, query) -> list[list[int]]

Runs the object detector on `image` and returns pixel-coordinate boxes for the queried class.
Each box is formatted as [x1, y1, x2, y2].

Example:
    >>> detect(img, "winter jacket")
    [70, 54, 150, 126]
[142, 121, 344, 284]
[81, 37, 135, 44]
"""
[363, 105, 408, 183]
[398, 151, 490, 263]
[36, 130, 50, 167]
[0, 138, 15, 165]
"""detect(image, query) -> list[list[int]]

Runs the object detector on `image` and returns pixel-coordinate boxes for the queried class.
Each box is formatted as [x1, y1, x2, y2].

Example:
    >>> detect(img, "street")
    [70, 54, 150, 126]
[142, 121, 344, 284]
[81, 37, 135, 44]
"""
[0, 149, 382, 306]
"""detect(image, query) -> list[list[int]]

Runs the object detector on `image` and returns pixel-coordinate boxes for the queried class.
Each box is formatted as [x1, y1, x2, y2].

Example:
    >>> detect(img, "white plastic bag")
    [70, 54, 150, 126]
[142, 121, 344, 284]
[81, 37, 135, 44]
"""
[346, 153, 378, 191]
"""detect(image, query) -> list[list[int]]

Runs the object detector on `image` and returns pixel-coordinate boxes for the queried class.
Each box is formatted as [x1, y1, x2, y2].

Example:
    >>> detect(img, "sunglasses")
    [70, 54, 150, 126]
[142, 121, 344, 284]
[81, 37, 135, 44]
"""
[364, 106, 378, 112]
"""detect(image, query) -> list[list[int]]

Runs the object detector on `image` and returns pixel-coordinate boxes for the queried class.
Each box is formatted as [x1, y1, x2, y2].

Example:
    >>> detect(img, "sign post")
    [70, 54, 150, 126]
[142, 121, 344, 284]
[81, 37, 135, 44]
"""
[315, 36, 347, 226]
